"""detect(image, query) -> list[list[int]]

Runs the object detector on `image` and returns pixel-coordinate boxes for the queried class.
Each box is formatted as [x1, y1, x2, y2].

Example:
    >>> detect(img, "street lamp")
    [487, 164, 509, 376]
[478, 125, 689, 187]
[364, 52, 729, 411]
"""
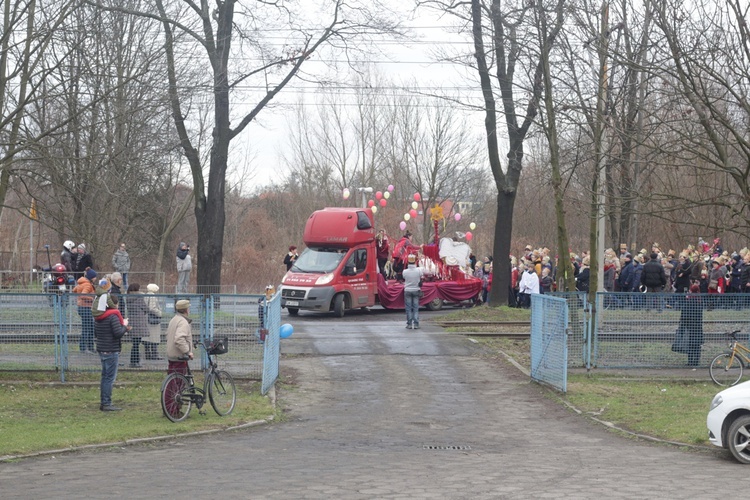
[357, 187, 373, 208]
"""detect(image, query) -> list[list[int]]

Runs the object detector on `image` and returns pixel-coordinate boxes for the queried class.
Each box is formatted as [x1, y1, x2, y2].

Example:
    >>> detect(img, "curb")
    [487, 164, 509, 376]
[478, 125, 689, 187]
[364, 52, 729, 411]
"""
[0, 385, 277, 463]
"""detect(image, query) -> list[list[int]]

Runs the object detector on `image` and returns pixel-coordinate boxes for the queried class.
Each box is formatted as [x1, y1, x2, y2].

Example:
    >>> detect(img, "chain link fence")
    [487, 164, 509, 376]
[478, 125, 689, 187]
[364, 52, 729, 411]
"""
[0, 292, 280, 388]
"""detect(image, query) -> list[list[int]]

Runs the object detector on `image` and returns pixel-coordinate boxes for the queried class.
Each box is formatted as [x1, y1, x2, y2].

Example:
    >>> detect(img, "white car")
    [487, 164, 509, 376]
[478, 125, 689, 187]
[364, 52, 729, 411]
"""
[707, 380, 750, 463]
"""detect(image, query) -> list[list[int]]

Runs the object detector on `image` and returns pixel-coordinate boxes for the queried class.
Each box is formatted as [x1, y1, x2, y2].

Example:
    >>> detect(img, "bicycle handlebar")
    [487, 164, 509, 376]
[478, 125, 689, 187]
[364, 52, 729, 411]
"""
[727, 329, 742, 339]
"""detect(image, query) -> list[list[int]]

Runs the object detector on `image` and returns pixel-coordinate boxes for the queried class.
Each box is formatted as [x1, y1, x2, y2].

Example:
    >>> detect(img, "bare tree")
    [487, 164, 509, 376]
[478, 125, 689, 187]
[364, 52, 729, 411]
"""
[87, 0, 401, 287]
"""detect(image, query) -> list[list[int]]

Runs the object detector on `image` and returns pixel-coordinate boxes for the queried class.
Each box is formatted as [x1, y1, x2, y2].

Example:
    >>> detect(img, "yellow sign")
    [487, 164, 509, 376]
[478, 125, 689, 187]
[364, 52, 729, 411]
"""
[30, 200, 38, 221]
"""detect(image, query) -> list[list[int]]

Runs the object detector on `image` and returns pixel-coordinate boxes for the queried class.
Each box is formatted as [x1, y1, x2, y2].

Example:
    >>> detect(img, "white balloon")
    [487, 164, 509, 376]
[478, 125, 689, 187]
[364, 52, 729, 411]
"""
[404, 213, 411, 221]
[371, 205, 378, 213]
[469, 222, 476, 230]
[383, 191, 391, 199]
[343, 188, 350, 200]
[411, 201, 418, 209]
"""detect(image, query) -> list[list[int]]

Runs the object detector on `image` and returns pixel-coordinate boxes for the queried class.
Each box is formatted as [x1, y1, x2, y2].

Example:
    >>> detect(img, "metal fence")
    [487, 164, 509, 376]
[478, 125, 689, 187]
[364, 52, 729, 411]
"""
[530, 294, 569, 393]
[0, 292, 281, 392]
[529, 292, 750, 392]
[590, 292, 750, 369]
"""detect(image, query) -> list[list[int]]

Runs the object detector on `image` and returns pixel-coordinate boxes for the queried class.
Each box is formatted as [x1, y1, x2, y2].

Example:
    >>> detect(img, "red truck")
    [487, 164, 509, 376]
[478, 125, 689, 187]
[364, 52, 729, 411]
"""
[280, 207, 482, 317]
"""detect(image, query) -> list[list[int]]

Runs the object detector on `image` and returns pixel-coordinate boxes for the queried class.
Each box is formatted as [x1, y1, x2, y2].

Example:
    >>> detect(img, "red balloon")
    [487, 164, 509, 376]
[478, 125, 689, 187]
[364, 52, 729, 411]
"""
[413, 193, 421, 202]
[409, 209, 417, 219]
[367, 199, 375, 207]
[379, 199, 387, 207]
[375, 191, 383, 200]
[466, 231, 473, 242]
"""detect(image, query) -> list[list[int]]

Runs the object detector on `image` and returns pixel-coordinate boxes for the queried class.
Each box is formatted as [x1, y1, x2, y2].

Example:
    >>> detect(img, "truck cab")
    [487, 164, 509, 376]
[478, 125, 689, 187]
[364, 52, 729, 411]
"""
[280, 208, 378, 317]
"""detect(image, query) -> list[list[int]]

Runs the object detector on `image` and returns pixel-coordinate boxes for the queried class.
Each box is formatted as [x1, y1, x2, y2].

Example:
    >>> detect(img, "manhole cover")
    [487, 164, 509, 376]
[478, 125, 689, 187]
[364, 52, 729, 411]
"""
[422, 445, 472, 451]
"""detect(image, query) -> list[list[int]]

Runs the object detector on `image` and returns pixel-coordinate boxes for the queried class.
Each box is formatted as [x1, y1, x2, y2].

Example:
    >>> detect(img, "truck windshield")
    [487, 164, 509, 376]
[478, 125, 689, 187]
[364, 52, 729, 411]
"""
[292, 247, 347, 274]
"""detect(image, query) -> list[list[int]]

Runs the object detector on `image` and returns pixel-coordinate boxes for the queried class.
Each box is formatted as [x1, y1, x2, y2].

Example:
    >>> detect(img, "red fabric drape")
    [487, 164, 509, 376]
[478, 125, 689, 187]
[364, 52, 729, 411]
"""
[376, 274, 482, 309]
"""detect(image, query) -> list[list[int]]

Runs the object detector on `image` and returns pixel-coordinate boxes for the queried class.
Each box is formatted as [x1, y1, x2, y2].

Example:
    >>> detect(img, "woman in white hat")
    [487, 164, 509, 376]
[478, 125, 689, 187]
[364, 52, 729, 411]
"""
[143, 284, 163, 360]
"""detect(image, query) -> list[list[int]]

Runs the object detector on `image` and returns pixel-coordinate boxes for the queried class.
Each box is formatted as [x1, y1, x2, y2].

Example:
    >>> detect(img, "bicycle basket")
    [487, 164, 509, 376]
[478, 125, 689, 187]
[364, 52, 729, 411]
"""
[207, 337, 229, 355]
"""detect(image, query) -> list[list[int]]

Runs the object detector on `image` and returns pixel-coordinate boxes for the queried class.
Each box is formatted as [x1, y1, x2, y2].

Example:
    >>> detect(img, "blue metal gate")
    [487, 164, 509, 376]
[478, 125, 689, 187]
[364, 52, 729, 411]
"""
[530, 294, 569, 392]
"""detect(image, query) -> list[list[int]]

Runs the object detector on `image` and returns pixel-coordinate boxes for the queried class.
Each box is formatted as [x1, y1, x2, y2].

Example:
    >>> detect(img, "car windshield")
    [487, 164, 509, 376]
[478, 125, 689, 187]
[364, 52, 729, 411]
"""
[291, 247, 347, 274]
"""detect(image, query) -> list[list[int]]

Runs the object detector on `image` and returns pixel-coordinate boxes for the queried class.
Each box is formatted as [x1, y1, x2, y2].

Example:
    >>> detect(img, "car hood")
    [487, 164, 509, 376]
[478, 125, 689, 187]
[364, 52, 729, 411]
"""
[716, 380, 750, 403]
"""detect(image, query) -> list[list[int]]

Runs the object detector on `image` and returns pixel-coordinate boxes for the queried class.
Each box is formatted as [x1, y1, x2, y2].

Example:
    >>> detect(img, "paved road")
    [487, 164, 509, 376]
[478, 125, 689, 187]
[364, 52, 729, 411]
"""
[0, 310, 740, 499]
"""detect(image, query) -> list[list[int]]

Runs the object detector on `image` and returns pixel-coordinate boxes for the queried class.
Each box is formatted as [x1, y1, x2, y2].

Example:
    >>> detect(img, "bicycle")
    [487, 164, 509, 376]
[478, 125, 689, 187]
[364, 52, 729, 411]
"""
[709, 330, 750, 386]
[160, 337, 237, 422]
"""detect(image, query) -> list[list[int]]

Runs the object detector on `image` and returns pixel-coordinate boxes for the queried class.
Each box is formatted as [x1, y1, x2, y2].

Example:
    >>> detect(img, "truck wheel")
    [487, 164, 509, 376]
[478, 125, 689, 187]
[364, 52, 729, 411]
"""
[426, 298, 443, 311]
[333, 294, 346, 317]
[287, 308, 299, 316]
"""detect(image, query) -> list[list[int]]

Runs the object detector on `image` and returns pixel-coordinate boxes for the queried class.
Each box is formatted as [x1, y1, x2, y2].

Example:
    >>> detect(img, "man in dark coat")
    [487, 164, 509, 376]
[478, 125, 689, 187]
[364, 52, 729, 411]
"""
[674, 254, 692, 293]
[73, 243, 94, 280]
[642, 253, 667, 292]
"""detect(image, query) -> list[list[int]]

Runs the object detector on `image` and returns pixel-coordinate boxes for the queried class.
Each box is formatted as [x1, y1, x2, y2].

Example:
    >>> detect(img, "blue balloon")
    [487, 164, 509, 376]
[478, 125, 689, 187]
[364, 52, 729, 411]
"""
[280, 323, 294, 339]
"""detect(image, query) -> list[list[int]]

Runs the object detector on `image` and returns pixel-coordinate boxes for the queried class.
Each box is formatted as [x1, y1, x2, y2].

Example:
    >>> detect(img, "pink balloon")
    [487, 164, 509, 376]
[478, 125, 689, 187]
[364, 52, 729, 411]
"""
[388, 185, 394, 192]
[454, 213, 461, 221]
[379, 199, 387, 207]
[375, 191, 383, 200]
[367, 199, 375, 207]
[466, 231, 473, 242]
[409, 209, 417, 218]
[399, 221, 407, 231]
[413, 193, 421, 202]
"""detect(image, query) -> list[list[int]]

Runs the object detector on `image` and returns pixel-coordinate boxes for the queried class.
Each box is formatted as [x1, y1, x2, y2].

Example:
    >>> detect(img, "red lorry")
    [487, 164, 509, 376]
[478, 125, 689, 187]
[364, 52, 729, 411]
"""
[279, 207, 482, 317]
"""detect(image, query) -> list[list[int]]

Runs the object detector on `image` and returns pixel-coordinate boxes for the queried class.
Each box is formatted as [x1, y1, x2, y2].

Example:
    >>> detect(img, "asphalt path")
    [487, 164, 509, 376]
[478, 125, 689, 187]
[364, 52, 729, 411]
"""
[0, 307, 742, 499]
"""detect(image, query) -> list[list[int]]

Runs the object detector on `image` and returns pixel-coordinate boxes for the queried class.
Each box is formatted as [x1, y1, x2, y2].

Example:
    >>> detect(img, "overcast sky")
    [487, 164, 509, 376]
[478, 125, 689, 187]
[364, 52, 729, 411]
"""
[233, 6, 486, 191]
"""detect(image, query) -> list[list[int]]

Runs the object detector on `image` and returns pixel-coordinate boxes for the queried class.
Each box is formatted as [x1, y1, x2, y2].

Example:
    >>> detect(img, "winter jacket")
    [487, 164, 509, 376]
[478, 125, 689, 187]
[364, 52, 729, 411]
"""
[126, 292, 149, 338]
[641, 259, 667, 288]
[72, 252, 94, 277]
[631, 262, 644, 291]
[619, 261, 634, 291]
[603, 263, 616, 292]
[576, 267, 590, 292]
[741, 262, 750, 291]
[111, 249, 131, 273]
[60, 249, 76, 272]
[674, 260, 692, 292]
[92, 285, 116, 318]
[519, 270, 540, 294]
[72, 276, 96, 307]
[166, 312, 193, 361]
[94, 309, 128, 353]
[144, 293, 162, 344]
[176, 244, 192, 272]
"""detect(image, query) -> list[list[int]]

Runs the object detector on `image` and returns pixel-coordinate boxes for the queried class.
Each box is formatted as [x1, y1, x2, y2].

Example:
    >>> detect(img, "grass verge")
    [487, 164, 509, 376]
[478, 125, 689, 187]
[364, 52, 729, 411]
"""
[448, 307, 717, 447]
[0, 371, 274, 458]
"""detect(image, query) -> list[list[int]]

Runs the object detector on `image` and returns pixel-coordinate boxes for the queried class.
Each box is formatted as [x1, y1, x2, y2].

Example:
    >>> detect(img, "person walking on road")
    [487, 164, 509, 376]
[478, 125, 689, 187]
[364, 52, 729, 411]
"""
[176, 242, 192, 294]
[111, 243, 131, 291]
[402, 254, 425, 330]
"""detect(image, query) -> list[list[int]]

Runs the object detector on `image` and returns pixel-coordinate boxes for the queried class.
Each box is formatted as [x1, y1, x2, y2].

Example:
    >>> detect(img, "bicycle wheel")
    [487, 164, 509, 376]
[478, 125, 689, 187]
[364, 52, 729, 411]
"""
[709, 353, 744, 386]
[161, 373, 192, 422]
[208, 370, 236, 416]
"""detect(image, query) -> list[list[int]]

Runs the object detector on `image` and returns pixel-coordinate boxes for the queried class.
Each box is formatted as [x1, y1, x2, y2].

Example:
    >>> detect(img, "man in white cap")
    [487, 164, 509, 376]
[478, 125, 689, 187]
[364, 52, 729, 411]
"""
[166, 299, 193, 373]
[164, 299, 193, 418]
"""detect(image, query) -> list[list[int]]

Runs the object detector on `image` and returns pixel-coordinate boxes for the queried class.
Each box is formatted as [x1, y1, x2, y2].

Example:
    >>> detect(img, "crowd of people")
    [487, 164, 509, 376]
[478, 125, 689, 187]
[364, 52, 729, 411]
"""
[56, 239, 197, 412]
[508, 237, 750, 308]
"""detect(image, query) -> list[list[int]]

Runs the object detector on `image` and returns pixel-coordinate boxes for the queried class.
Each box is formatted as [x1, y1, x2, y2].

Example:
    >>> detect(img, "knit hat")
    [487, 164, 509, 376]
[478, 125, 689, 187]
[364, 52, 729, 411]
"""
[98, 278, 111, 291]
[175, 299, 190, 311]
[78, 243, 86, 251]
[85, 268, 97, 280]
[147, 283, 159, 293]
